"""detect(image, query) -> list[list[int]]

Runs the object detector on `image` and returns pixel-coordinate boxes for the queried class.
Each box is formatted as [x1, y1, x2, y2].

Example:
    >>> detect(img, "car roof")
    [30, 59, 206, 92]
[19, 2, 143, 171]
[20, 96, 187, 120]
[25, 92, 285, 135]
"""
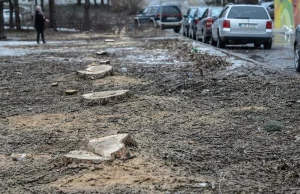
[261, 2, 273, 6]
[227, 4, 264, 7]
[148, 4, 179, 7]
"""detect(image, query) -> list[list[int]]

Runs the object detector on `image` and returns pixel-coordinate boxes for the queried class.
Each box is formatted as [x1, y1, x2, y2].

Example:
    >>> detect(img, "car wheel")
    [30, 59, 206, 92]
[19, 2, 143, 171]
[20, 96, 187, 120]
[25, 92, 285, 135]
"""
[295, 44, 300, 72]
[254, 43, 261, 48]
[210, 35, 217, 46]
[202, 33, 208, 44]
[174, 27, 180, 33]
[263, 39, 272, 49]
[217, 33, 225, 48]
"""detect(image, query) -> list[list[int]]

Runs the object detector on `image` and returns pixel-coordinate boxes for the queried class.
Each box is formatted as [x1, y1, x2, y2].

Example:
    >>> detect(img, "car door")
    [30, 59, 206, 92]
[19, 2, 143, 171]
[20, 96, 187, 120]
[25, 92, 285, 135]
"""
[137, 7, 150, 25]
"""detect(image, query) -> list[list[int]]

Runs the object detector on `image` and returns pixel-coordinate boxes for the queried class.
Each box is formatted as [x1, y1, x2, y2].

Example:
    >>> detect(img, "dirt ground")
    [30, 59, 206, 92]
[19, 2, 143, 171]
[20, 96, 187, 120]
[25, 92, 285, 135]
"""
[1, 29, 300, 194]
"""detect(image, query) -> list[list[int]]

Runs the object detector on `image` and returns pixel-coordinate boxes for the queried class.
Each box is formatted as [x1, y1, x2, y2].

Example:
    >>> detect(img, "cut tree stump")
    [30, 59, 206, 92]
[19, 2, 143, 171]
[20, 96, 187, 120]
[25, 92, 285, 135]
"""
[100, 60, 110, 64]
[96, 51, 107, 55]
[82, 90, 129, 105]
[87, 134, 136, 160]
[77, 65, 113, 80]
[65, 89, 77, 95]
[63, 150, 104, 164]
[104, 39, 115, 42]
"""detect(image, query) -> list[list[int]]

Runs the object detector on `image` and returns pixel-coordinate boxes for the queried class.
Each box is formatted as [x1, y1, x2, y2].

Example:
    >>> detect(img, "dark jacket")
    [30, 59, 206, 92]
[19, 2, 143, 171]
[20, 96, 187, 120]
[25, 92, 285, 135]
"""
[34, 10, 45, 31]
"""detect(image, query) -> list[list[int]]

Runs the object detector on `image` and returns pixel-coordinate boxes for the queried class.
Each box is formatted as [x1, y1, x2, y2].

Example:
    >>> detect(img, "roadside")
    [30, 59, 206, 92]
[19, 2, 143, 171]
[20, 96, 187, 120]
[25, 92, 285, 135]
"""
[1, 30, 300, 193]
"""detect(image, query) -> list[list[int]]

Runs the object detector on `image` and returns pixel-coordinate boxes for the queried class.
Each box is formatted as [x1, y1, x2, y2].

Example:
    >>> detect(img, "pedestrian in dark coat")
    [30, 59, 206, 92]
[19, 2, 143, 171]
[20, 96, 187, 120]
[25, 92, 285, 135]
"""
[34, 6, 49, 44]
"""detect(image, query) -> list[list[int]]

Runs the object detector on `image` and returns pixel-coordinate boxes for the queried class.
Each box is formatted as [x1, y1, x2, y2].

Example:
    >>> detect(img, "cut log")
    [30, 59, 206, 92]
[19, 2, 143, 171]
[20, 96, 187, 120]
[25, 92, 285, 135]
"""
[87, 134, 136, 160]
[99, 60, 110, 64]
[77, 65, 113, 80]
[63, 150, 104, 164]
[104, 39, 115, 42]
[96, 51, 107, 55]
[82, 90, 129, 105]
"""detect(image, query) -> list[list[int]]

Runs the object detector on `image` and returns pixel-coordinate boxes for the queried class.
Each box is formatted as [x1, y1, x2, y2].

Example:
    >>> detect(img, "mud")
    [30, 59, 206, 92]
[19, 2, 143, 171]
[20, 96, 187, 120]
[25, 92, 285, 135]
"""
[1, 30, 300, 193]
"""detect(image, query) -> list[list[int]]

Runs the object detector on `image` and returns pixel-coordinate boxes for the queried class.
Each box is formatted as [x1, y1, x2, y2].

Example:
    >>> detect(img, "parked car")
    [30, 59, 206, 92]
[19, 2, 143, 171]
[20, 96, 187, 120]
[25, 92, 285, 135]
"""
[188, 7, 207, 39]
[196, 6, 223, 43]
[210, 4, 273, 49]
[3, 9, 22, 26]
[294, 24, 300, 72]
[261, 2, 274, 19]
[182, 7, 198, 37]
[134, 4, 182, 33]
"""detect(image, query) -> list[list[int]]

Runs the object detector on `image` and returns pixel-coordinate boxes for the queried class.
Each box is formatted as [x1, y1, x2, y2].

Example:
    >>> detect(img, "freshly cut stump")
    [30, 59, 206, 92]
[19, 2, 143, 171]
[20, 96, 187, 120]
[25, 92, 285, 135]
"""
[65, 89, 77, 95]
[63, 150, 104, 164]
[100, 60, 110, 64]
[87, 134, 136, 160]
[82, 90, 129, 105]
[96, 51, 107, 55]
[104, 39, 115, 42]
[77, 65, 113, 80]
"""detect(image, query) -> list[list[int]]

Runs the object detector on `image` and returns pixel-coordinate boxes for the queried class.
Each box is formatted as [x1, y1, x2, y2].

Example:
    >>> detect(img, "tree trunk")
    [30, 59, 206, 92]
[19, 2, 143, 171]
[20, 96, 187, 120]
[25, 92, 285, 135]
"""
[0, 2, 6, 39]
[77, 0, 81, 5]
[41, 0, 44, 12]
[94, 0, 97, 6]
[13, 0, 21, 30]
[107, 0, 109, 10]
[8, 0, 14, 29]
[35, 0, 37, 6]
[101, 0, 104, 6]
[49, 0, 57, 31]
[82, 0, 90, 31]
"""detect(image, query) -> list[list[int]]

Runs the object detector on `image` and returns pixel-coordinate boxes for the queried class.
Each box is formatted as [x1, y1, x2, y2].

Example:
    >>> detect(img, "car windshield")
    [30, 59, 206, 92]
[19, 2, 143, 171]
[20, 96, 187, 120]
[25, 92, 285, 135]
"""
[161, 6, 181, 14]
[198, 8, 207, 17]
[211, 8, 223, 17]
[227, 6, 269, 19]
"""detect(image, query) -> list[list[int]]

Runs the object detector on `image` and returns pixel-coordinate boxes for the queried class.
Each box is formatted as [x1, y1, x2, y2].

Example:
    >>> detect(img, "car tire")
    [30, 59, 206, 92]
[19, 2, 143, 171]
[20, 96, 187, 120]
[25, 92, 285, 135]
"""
[210, 35, 217, 46]
[295, 44, 300, 72]
[202, 33, 208, 44]
[263, 39, 272, 49]
[174, 27, 180, 33]
[254, 43, 261, 48]
[217, 33, 226, 48]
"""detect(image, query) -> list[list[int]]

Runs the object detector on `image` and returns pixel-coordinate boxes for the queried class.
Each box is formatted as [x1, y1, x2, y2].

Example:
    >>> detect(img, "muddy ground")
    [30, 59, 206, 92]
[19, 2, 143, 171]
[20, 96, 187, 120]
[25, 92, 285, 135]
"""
[1, 29, 300, 194]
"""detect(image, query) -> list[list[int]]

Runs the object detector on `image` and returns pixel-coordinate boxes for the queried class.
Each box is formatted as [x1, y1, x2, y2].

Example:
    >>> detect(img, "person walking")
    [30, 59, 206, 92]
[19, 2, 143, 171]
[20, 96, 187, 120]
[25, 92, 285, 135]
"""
[34, 6, 49, 44]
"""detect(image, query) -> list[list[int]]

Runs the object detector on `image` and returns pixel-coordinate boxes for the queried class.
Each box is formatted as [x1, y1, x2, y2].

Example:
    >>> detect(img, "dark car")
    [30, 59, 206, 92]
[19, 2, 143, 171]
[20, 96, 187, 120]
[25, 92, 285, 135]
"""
[294, 25, 300, 72]
[134, 4, 182, 33]
[188, 7, 208, 39]
[196, 7, 223, 43]
[182, 7, 198, 37]
[261, 2, 274, 19]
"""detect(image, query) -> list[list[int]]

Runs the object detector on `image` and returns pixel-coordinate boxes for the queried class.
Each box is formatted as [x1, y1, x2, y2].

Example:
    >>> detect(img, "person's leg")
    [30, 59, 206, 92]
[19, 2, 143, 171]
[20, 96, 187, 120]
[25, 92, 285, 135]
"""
[41, 29, 46, 44]
[36, 30, 40, 44]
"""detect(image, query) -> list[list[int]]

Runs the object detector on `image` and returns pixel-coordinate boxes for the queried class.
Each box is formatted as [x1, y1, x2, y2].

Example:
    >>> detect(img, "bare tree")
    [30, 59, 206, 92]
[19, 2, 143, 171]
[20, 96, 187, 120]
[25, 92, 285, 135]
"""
[8, 0, 14, 29]
[77, 0, 81, 5]
[49, 0, 57, 31]
[94, 0, 97, 6]
[101, 0, 104, 6]
[41, 0, 44, 12]
[82, 0, 90, 31]
[107, 0, 109, 10]
[0, 1, 6, 39]
[13, 0, 21, 30]
[35, 0, 37, 6]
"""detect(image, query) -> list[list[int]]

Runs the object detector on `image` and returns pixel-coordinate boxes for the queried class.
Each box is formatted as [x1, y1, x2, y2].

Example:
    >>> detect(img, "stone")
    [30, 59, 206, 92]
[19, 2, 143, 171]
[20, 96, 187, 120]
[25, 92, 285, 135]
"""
[104, 39, 115, 42]
[63, 150, 104, 164]
[87, 134, 136, 160]
[52, 82, 58, 86]
[96, 51, 107, 55]
[65, 89, 77, 95]
[99, 60, 110, 64]
[82, 90, 129, 105]
[77, 65, 113, 80]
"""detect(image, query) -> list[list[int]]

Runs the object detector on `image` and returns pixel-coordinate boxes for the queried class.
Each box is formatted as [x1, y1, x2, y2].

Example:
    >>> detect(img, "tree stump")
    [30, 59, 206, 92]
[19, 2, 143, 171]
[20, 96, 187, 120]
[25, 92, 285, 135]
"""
[82, 90, 129, 105]
[77, 65, 113, 80]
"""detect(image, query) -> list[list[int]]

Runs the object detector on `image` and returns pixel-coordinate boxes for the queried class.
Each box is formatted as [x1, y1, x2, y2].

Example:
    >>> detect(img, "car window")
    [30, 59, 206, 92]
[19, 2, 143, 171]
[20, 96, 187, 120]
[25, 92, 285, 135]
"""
[269, 4, 274, 9]
[211, 8, 223, 17]
[142, 8, 148, 15]
[219, 7, 228, 18]
[198, 8, 207, 18]
[227, 6, 269, 19]
[189, 8, 197, 17]
[202, 9, 208, 18]
[162, 6, 181, 14]
[149, 7, 157, 15]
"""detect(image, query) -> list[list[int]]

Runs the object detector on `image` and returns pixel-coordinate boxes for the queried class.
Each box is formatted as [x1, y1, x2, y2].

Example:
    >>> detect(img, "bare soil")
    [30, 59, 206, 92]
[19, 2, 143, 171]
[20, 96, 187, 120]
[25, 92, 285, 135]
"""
[1, 30, 300, 194]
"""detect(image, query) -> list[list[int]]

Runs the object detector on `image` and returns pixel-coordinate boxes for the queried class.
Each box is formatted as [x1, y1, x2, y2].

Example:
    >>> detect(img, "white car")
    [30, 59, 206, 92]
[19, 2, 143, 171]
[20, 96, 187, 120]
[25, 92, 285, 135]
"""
[3, 9, 22, 25]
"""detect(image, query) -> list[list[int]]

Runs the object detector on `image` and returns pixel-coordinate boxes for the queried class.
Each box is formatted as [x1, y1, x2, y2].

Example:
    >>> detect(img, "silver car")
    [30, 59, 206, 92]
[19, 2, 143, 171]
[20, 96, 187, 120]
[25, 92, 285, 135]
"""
[211, 4, 273, 49]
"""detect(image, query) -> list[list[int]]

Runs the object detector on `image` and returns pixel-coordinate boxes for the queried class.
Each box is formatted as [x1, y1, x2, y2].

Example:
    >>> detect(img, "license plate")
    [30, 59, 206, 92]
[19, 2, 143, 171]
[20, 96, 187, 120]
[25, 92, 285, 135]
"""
[167, 17, 176, 20]
[239, 23, 257, 28]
